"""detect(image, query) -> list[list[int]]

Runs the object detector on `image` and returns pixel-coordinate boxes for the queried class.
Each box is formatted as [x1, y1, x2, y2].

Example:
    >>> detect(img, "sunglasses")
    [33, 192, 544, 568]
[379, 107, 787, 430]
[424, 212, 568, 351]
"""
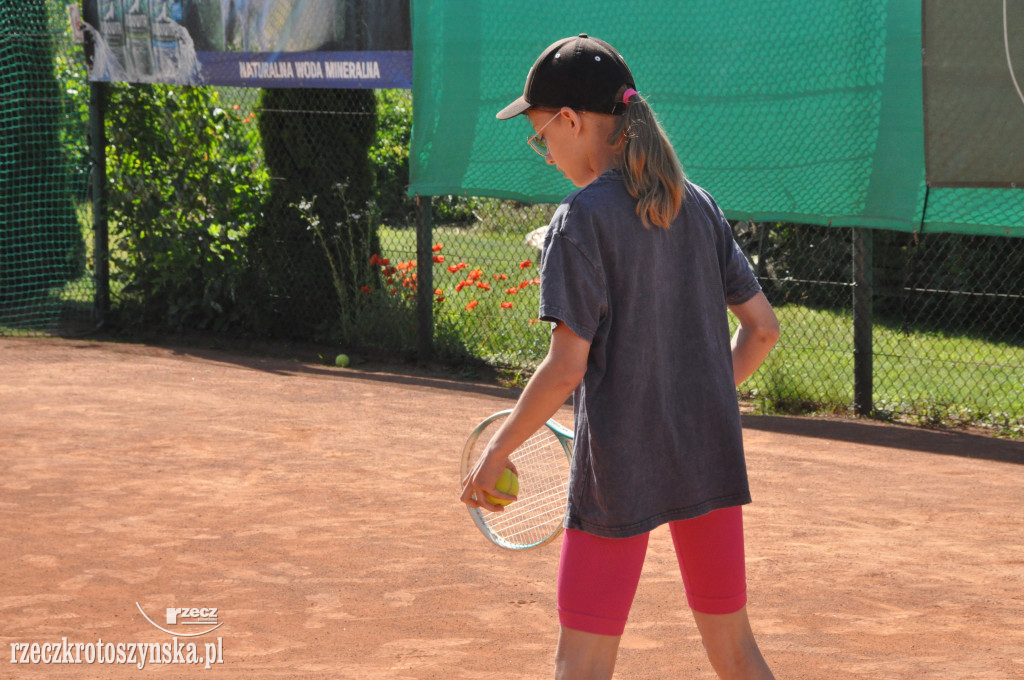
[526, 111, 561, 156]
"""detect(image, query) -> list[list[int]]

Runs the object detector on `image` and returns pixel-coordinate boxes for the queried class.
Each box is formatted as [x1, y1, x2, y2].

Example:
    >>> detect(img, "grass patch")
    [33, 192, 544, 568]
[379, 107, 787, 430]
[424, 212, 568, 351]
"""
[736, 306, 853, 415]
[738, 306, 1024, 435]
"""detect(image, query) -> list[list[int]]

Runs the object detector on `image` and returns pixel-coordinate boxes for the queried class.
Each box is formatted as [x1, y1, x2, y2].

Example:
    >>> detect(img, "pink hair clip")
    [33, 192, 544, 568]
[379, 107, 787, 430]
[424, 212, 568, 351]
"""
[622, 88, 638, 104]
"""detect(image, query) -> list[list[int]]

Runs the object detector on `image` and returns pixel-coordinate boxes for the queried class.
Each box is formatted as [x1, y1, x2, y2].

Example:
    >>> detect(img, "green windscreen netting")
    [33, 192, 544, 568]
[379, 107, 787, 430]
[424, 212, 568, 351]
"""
[0, 1, 87, 333]
[409, 0, 1023, 237]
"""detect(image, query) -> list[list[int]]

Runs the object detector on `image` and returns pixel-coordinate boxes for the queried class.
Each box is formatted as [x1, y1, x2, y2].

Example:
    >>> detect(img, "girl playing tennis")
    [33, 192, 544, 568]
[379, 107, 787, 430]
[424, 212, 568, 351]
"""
[460, 34, 780, 680]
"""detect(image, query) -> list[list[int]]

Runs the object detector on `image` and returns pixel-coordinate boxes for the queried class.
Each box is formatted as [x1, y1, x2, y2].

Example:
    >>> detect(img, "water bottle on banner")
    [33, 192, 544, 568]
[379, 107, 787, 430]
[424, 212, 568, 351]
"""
[123, 0, 153, 80]
[150, 0, 183, 79]
[98, 0, 126, 71]
[179, 0, 225, 51]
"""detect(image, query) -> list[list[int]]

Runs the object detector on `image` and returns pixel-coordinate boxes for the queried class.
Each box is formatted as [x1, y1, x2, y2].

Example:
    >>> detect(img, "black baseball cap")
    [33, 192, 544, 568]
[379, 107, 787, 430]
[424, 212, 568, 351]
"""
[496, 34, 635, 120]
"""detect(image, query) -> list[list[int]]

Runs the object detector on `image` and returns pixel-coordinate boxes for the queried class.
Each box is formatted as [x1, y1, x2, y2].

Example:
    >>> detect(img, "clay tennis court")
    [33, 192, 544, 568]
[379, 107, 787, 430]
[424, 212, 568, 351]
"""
[1, 337, 1021, 679]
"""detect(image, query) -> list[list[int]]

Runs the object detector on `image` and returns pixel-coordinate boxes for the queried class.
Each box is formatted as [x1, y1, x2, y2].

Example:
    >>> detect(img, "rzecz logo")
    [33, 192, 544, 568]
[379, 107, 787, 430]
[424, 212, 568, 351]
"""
[136, 603, 223, 637]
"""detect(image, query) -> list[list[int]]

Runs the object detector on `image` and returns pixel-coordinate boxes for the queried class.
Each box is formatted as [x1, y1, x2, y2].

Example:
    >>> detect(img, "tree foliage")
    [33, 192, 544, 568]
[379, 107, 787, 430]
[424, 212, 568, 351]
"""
[248, 87, 379, 339]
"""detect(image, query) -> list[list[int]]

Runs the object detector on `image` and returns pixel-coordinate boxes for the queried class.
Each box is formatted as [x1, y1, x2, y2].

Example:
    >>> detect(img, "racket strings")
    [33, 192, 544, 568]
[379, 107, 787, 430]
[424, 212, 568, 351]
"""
[481, 428, 569, 546]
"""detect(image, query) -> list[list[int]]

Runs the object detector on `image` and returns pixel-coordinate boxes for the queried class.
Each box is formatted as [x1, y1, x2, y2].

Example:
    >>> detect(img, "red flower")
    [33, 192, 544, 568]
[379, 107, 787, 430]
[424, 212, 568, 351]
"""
[468, 268, 483, 281]
[432, 243, 443, 252]
[519, 260, 532, 270]
[505, 287, 518, 295]
[434, 288, 443, 296]
[435, 295, 445, 302]
[476, 282, 491, 291]
[433, 255, 445, 263]
[500, 302, 513, 309]
[465, 300, 479, 310]
[360, 285, 372, 294]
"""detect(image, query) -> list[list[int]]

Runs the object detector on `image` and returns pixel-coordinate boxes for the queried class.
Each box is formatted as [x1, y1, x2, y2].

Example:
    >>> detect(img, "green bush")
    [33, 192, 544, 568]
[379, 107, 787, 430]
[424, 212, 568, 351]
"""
[105, 84, 265, 331]
[371, 90, 413, 225]
[371, 89, 476, 227]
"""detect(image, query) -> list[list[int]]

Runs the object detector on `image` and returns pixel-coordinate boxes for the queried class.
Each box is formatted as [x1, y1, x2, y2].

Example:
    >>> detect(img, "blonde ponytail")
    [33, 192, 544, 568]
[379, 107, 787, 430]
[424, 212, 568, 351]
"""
[611, 94, 685, 229]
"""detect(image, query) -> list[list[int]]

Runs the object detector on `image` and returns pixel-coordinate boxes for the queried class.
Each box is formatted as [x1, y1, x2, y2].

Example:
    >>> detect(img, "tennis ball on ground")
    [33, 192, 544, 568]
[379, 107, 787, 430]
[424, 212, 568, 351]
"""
[334, 353, 350, 367]
[485, 468, 519, 506]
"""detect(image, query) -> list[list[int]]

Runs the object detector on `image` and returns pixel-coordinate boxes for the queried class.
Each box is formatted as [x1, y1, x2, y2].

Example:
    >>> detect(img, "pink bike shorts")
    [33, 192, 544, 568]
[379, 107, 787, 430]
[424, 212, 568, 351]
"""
[557, 506, 747, 636]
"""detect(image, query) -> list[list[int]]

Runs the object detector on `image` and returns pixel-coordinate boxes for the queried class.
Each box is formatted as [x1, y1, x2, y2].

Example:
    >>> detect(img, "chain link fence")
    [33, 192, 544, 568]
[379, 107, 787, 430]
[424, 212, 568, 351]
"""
[2, 1, 1022, 436]
[424, 215, 1024, 436]
[728, 224, 1024, 435]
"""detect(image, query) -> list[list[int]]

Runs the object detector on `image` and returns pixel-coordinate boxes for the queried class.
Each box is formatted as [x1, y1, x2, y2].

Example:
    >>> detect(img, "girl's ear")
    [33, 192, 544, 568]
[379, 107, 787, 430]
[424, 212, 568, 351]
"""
[562, 107, 583, 136]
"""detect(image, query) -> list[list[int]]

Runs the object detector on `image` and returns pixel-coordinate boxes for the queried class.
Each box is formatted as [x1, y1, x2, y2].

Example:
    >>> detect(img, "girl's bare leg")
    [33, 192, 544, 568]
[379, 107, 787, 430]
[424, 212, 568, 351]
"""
[692, 607, 775, 680]
[554, 626, 621, 680]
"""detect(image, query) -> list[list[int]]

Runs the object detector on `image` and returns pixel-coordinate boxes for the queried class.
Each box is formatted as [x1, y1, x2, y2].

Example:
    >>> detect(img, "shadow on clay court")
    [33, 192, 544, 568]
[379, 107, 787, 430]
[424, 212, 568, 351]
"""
[742, 414, 1024, 466]
[163, 343, 524, 400]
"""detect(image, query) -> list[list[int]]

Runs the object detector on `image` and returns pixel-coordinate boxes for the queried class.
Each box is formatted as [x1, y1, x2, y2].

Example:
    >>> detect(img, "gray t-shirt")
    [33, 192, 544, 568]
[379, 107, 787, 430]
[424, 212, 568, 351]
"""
[538, 170, 761, 539]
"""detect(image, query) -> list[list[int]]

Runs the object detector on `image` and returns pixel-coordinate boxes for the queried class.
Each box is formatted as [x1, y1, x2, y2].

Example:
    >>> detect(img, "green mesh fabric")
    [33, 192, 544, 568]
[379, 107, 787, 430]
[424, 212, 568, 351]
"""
[0, 1, 86, 333]
[409, 0, 1023, 237]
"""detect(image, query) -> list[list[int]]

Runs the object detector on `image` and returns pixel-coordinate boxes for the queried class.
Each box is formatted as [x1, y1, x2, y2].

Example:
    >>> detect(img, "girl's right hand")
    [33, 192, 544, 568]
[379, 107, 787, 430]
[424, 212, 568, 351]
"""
[460, 454, 519, 512]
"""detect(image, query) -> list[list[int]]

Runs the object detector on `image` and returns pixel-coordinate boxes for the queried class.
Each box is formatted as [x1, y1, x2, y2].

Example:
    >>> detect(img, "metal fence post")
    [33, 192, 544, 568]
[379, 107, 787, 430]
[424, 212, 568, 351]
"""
[415, 195, 434, 363]
[89, 80, 109, 326]
[852, 227, 874, 415]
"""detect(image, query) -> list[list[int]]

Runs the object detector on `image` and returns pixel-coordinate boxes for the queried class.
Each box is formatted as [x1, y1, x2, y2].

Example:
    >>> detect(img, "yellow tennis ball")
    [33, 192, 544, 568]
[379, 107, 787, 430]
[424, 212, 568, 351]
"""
[485, 468, 519, 506]
[334, 354, 350, 367]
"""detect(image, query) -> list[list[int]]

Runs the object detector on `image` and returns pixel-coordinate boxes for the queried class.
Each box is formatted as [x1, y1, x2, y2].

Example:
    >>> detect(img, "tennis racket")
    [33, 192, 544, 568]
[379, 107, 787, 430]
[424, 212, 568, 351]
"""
[460, 409, 574, 550]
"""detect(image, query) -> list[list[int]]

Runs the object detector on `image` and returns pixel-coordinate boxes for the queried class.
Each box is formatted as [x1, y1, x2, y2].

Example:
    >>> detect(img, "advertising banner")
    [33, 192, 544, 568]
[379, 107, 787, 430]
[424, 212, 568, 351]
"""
[81, 0, 412, 89]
